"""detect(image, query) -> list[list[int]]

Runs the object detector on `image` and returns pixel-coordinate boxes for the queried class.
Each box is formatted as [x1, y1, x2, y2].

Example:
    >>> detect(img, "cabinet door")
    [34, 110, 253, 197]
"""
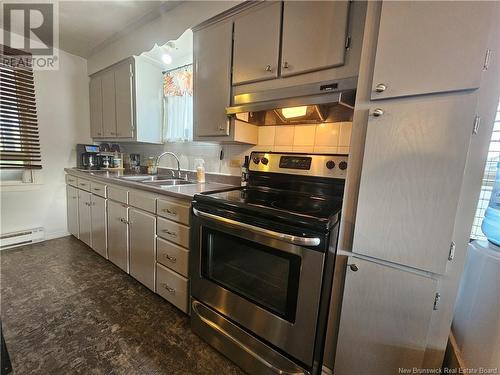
[281, 1, 350, 76]
[78, 190, 92, 247]
[114, 61, 134, 138]
[335, 257, 437, 375]
[232, 2, 281, 85]
[91, 195, 107, 259]
[193, 21, 232, 137]
[66, 185, 79, 238]
[371, 2, 492, 100]
[107, 200, 129, 273]
[353, 92, 478, 274]
[129, 208, 156, 291]
[89, 76, 103, 138]
[101, 70, 116, 137]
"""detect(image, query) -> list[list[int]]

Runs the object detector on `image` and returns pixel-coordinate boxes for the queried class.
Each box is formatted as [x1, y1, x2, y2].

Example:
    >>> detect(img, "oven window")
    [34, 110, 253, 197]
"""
[201, 228, 301, 322]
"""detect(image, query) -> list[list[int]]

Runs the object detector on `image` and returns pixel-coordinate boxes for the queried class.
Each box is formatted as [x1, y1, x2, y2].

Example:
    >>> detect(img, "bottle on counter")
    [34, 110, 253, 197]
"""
[195, 158, 206, 183]
[241, 155, 249, 186]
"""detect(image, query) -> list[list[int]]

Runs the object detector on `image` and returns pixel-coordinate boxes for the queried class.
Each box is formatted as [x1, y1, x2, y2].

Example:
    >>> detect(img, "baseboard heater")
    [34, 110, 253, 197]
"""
[0, 228, 45, 250]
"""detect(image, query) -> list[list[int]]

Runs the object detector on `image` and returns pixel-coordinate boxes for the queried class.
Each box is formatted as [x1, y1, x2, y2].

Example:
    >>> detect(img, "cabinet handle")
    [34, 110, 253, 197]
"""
[375, 83, 387, 93]
[120, 217, 129, 224]
[164, 254, 177, 263]
[348, 263, 359, 272]
[162, 229, 177, 237]
[161, 283, 175, 294]
[372, 108, 384, 117]
[265, 65, 272, 72]
[282, 61, 289, 69]
[218, 124, 226, 131]
[93, 188, 101, 191]
[162, 208, 177, 216]
[97, 132, 102, 136]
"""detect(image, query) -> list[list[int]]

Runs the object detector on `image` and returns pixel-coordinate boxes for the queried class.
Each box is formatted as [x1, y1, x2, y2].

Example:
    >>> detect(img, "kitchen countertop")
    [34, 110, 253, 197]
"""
[64, 168, 238, 200]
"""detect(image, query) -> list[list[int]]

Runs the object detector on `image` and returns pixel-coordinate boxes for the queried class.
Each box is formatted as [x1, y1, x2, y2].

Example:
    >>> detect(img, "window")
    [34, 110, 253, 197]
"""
[0, 44, 42, 173]
[162, 64, 193, 142]
[471, 99, 500, 240]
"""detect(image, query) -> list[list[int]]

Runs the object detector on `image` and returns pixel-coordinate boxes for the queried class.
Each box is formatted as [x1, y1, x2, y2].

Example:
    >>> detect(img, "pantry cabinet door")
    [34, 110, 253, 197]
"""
[101, 70, 116, 137]
[78, 190, 92, 247]
[281, 1, 350, 76]
[335, 257, 437, 375]
[107, 200, 129, 273]
[129, 208, 156, 291]
[66, 185, 79, 238]
[91, 195, 107, 259]
[89, 76, 103, 138]
[114, 61, 135, 138]
[353, 91, 478, 274]
[232, 2, 281, 85]
[371, 1, 492, 100]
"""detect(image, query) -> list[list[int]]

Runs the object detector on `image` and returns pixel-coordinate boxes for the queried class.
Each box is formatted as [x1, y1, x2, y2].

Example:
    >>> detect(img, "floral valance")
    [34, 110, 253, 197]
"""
[163, 64, 193, 97]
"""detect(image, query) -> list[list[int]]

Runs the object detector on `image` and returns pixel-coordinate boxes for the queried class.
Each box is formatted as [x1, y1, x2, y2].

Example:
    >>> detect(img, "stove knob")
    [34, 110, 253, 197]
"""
[339, 161, 348, 170]
[326, 160, 336, 170]
[253, 157, 260, 164]
[261, 157, 269, 165]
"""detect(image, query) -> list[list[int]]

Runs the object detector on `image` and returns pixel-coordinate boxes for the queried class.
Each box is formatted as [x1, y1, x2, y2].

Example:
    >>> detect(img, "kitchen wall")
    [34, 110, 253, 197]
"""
[117, 121, 352, 176]
[0, 49, 91, 239]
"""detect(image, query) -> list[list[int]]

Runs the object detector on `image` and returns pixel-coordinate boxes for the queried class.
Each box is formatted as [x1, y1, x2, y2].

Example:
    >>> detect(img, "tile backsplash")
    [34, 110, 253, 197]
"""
[116, 122, 351, 177]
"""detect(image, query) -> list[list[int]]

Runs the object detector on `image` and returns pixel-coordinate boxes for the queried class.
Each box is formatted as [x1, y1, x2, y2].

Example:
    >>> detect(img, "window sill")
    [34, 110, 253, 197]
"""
[0, 181, 42, 192]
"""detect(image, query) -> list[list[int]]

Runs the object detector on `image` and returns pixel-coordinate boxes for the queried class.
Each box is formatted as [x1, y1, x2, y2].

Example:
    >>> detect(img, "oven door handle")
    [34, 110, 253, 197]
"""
[192, 207, 321, 247]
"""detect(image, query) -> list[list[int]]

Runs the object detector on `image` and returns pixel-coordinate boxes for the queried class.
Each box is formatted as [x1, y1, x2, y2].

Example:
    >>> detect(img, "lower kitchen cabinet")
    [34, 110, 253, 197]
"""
[334, 257, 437, 375]
[78, 190, 92, 247]
[107, 199, 129, 273]
[91, 194, 107, 259]
[156, 262, 189, 313]
[129, 208, 156, 291]
[66, 185, 79, 238]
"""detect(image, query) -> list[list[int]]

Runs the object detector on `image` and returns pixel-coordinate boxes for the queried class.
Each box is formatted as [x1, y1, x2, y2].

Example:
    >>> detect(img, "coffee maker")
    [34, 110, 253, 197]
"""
[76, 144, 100, 170]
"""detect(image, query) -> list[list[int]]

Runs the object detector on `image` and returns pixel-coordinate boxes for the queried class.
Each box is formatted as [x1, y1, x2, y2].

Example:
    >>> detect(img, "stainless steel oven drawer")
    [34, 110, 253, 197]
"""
[156, 263, 188, 313]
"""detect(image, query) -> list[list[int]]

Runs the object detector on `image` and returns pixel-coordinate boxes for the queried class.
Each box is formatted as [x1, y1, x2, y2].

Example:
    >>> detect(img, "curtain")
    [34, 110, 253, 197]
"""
[163, 65, 193, 142]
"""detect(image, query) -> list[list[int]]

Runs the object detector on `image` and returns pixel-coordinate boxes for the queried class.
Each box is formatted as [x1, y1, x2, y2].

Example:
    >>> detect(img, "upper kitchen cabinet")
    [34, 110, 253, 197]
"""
[89, 57, 163, 143]
[281, 1, 350, 77]
[232, 2, 281, 85]
[371, 2, 493, 100]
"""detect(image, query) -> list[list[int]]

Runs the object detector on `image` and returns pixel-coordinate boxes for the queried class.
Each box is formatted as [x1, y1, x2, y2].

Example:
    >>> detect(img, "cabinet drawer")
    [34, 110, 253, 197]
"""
[129, 189, 157, 214]
[108, 185, 128, 204]
[156, 263, 189, 313]
[157, 237, 189, 277]
[90, 181, 107, 198]
[157, 217, 190, 248]
[65, 174, 78, 187]
[157, 198, 190, 225]
[77, 178, 91, 192]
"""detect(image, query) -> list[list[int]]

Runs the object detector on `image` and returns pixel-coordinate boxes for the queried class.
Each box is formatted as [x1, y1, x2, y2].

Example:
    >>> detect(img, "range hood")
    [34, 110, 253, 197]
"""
[226, 76, 357, 126]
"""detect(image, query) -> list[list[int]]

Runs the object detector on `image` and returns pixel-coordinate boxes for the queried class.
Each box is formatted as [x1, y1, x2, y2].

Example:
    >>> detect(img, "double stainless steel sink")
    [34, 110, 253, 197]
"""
[118, 175, 197, 188]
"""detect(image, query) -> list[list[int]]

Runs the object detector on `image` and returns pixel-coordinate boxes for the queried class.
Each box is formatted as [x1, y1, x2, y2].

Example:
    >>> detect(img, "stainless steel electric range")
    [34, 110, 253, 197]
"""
[190, 152, 348, 375]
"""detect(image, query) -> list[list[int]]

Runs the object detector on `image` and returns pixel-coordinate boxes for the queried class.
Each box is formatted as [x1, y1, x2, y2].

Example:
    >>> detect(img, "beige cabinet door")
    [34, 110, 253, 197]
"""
[193, 21, 232, 137]
[353, 91, 478, 274]
[371, 1, 493, 100]
[107, 200, 129, 273]
[101, 70, 116, 137]
[78, 190, 92, 247]
[89, 76, 103, 138]
[129, 208, 156, 291]
[91, 194, 107, 259]
[66, 185, 79, 238]
[281, 1, 350, 76]
[114, 61, 134, 138]
[335, 257, 437, 375]
[232, 2, 281, 85]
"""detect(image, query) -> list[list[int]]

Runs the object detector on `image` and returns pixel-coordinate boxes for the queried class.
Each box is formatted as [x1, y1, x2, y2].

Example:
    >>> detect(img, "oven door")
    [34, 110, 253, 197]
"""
[191, 207, 326, 366]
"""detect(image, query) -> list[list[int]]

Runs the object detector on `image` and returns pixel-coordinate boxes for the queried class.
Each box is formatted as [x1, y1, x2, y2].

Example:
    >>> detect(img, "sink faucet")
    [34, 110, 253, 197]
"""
[155, 152, 181, 178]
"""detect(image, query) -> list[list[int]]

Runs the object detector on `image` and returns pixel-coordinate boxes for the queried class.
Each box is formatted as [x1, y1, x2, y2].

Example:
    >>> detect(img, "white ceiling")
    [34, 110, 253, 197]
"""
[59, 1, 179, 58]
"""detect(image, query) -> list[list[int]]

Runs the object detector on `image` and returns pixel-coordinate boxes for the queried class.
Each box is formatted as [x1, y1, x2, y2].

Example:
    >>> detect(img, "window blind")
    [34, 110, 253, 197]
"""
[0, 44, 41, 169]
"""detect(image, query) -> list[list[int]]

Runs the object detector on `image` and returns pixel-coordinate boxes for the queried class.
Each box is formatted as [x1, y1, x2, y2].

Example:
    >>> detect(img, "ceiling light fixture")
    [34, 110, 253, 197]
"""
[162, 53, 172, 65]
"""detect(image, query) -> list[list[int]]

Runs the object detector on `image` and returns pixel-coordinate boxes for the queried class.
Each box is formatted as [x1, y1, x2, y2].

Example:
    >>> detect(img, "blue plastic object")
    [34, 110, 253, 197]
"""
[482, 162, 500, 246]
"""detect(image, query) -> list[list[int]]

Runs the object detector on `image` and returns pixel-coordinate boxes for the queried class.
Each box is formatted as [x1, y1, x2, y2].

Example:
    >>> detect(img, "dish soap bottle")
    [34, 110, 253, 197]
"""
[195, 158, 206, 183]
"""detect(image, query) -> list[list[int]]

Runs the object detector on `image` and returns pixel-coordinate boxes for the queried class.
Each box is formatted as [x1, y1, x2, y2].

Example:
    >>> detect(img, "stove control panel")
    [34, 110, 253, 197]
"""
[249, 152, 348, 179]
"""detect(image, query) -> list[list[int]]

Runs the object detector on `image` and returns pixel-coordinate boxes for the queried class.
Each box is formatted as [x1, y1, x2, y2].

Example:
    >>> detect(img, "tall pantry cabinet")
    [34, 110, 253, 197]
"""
[334, 1, 498, 374]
